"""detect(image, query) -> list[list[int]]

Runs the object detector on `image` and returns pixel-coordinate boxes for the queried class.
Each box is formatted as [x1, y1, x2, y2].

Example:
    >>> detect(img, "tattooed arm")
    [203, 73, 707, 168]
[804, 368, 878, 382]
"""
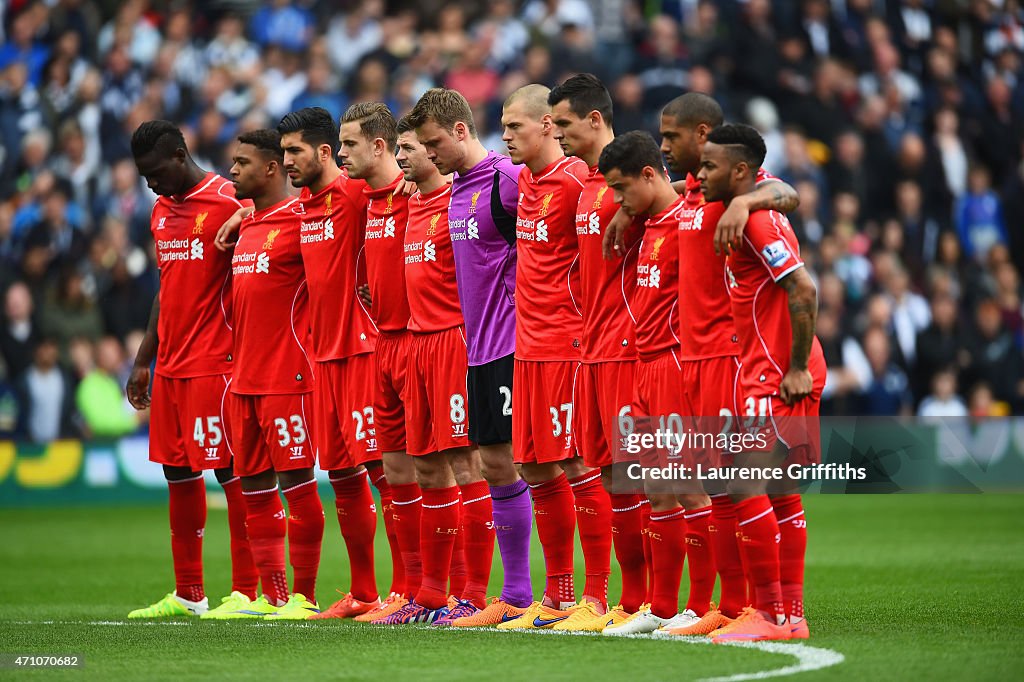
[777, 266, 817, 405]
[714, 180, 800, 255]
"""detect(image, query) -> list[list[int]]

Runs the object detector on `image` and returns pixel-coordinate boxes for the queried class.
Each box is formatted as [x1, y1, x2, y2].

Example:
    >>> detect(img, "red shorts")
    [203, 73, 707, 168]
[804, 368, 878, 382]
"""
[227, 392, 315, 477]
[375, 331, 410, 453]
[314, 355, 378, 470]
[633, 350, 685, 420]
[512, 359, 579, 464]
[406, 327, 471, 456]
[149, 373, 232, 470]
[575, 361, 635, 468]
[739, 392, 822, 465]
[679, 355, 742, 467]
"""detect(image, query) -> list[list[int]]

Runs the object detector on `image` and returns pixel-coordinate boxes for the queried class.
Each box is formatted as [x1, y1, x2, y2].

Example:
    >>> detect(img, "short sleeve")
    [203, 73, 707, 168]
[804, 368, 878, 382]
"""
[745, 210, 804, 282]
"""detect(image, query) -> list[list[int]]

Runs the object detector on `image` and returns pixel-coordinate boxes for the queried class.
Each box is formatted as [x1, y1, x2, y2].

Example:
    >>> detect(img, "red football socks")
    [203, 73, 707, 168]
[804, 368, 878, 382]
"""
[220, 477, 259, 600]
[367, 465, 404, 596]
[243, 486, 289, 606]
[569, 472, 612, 608]
[329, 471, 378, 602]
[642, 504, 654, 604]
[772, 494, 807, 620]
[610, 493, 648, 613]
[416, 485, 461, 610]
[282, 479, 324, 603]
[390, 482, 423, 597]
[448, 495, 467, 597]
[710, 495, 747, 618]
[683, 505, 716, 616]
[736, 495, 784, 622]
[168, 475, 206, 603]
[648, 507, 686, 619]
[529, 474, 577, 607]
[459, 480, 495, 608]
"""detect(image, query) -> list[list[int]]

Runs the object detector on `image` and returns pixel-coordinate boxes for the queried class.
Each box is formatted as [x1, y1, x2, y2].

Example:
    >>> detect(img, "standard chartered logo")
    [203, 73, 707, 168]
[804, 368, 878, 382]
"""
[256, 252, 270, 274]
[588, 212, 601, 234]
[424, 239, 436, 262]
[467, 217, 479, 239]
[535, 219, 549, 242]
[384, 216, 396, 238]
[649, 264, 661, 288]
[323, 218, 335, 240]
[190, 238, 204, 260]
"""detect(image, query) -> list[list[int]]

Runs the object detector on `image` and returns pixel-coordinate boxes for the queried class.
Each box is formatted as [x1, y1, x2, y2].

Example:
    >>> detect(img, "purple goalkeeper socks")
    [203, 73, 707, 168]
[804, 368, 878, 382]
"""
[490, 480, 534, 607]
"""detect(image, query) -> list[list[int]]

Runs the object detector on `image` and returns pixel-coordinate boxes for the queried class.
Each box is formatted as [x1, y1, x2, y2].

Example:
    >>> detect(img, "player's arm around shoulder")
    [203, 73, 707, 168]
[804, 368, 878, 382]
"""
[714, 180, 800, 256]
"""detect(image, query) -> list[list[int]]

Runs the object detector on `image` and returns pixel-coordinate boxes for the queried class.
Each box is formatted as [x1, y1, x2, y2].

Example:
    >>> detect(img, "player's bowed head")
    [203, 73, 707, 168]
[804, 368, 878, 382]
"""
[598, 130, 677, 220]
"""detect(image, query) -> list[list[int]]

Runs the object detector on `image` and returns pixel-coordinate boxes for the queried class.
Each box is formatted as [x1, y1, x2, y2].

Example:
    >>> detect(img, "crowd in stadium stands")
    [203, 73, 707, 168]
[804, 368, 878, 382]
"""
[0, 0, 1022, 441]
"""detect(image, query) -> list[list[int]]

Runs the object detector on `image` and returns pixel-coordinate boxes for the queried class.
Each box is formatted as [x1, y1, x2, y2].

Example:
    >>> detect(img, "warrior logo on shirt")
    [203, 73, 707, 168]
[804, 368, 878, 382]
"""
[469, 190, 482, 214]
[324, 192, 333, 216]
[190, 238, 204, 260]
[651, 236, 666, 261]
[540, 192, 554, 216]
[193, 212, 208, 234]
[467, 217, 479, 239]
[424, 239, 436, 262]
[427, 213, 440, 236]
[262, 229, 281, 250]
[587, 212, 601, 234]
[289, 445, 304, 459]
[384, 216, 396, 238]
[323, 217, 335, 240]
[157, 216, 167, 230]
[256, 252, 270, 274]
[535, 219, 549, 242]
[592, 186, 608, 209]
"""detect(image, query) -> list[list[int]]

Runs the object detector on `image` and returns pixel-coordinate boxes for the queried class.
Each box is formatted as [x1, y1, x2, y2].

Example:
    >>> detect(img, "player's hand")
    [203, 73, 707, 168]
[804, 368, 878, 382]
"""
[214, 206, 253, 251]
[126, 365, 152, 410]
[714, 196, 750, 256]
[396, 177, 418, 196]
[602, 208, 631, 259]
[779, 368, 813, 405]
[358, 284, 372, 307]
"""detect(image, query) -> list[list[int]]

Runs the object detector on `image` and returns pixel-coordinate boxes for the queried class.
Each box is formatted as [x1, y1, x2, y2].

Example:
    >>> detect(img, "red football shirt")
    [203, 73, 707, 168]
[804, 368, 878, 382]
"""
[575, 165, 641, 363]
[230, 197, 313, 395]
[634, 196, 683, 361]
[364, 174, 411, 333]
[677, 168, 778, 360]
[515, 156, 587, 361]
[404, 183, 462, 333]
[298, 171, 377, 361]
[150, 172, 243, 379]
[725, 209, 826, 398]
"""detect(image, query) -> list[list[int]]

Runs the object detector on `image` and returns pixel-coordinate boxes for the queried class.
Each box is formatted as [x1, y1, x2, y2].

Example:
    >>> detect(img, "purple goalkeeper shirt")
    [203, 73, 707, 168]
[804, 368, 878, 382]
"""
[448, 151, 521, 366]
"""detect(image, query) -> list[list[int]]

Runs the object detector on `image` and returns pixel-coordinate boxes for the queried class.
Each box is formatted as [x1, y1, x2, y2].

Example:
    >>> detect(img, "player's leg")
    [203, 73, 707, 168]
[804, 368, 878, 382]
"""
[452, 353, 533, 626]
[314, 357, 381, 617]
[370, 453, 407, 599]
[438, 447, 493, 622]
[129, 376, 208, 618]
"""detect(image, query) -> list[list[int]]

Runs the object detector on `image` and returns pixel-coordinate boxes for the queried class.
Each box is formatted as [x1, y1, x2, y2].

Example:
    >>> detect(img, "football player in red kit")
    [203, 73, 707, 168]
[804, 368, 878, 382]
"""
[697, 124, 825, 642]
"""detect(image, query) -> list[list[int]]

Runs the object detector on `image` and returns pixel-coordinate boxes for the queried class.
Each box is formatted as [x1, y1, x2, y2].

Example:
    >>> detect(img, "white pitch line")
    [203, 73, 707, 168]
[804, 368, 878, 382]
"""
[2, 619, 845, 680]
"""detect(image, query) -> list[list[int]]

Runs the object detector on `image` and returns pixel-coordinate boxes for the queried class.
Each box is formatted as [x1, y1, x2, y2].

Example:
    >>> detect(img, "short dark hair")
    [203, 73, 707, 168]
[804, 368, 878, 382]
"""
[131, 120, 186, 159]
[598, 130, 663, 177]
[706, 123, 766, 169]
[396, 115, 414, 135]
[277, 107, 339, 156]
[238, 128, 283, 163]
[341, 102, 398, 148]
[407, 88, 477, 137]
[548, 73, 613, 126]
[662, 92, 724, 129]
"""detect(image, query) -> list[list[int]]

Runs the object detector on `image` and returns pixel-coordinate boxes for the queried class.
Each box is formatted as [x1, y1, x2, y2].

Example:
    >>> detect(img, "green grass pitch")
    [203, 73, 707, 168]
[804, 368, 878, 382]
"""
[1, 495, 1022, 681]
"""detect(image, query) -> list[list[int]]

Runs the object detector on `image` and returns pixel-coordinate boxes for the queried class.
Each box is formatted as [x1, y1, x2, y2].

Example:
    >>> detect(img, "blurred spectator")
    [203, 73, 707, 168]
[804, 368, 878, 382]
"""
[918, 368, 969, 418]
[75, 336, 142, 438]
[955, 165, 1008, 264]
[860, 326, 914, 416]
[0, 355, 19, 439]
[39, 268, 103, 358]
[250, 0, 314, 52]
[746, 97, 786, 174]
[634, 15, 690, 112]
[0, 5, 50, 87]
[1, 282, 39, 379]
[326, 2, 383, 78]
[15, 338, 78, 443]
[521, 0, 594, 40]
[913, 293, 966, 403]
[962, 298, 1023, 409]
